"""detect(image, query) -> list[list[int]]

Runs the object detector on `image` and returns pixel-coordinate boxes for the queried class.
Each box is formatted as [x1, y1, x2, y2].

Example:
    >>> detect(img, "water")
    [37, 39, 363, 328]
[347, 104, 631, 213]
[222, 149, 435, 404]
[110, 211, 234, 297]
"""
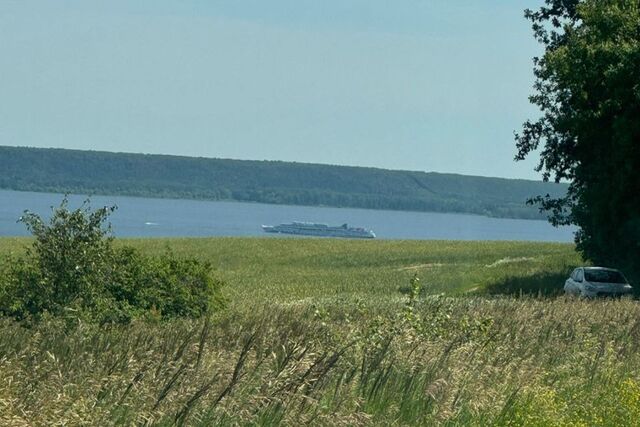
[0, 189, 575, 241]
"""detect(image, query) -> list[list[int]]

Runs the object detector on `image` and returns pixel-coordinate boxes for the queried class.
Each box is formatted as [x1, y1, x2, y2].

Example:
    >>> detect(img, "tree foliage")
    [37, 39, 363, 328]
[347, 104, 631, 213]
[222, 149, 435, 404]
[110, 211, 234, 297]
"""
[516, 0, 640, 275]
[0, 198, 225, 323]
[0, 145, 567, 220]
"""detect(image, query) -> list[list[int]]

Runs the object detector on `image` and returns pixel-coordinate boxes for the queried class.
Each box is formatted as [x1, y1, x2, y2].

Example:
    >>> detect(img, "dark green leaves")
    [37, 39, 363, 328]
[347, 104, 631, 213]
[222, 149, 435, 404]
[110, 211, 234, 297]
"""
[0, 198, 225, 323]
[517, 0, 640, 277]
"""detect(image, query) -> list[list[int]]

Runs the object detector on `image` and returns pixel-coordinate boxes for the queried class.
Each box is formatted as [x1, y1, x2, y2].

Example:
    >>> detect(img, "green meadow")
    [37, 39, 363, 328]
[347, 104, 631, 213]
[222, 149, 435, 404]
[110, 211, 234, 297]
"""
[121, 238, 580, 303]
[3, 237, 640, 426]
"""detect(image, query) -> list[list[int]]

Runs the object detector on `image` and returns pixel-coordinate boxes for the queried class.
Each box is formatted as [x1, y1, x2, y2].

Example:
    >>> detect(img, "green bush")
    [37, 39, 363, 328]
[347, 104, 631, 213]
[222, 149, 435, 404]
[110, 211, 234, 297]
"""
[0, 198, 225, 323]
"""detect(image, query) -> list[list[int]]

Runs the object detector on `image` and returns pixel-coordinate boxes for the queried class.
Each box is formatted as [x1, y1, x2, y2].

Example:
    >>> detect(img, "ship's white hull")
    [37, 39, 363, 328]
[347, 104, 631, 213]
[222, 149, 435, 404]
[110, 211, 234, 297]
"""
[262, 223, 375, 239]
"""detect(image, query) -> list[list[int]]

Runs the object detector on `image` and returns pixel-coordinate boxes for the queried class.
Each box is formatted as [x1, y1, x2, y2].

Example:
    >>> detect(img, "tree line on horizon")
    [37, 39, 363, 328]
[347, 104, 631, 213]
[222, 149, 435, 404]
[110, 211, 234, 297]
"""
[0, 145, 567, 220]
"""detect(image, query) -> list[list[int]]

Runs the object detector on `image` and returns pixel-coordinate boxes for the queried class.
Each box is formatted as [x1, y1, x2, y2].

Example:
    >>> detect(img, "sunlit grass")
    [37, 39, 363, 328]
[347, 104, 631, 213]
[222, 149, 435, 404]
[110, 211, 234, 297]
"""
[114, 237, 582, 304]
[4, 237, 638, 425]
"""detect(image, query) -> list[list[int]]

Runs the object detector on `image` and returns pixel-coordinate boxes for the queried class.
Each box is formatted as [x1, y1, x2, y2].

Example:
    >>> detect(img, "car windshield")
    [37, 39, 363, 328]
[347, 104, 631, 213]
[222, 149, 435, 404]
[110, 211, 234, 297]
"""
[585, 270, 627, 284]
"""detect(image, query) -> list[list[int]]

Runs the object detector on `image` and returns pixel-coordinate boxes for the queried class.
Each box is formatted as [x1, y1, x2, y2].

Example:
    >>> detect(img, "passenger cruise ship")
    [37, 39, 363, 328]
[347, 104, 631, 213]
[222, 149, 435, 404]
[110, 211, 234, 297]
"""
[262, 222, 375, 239]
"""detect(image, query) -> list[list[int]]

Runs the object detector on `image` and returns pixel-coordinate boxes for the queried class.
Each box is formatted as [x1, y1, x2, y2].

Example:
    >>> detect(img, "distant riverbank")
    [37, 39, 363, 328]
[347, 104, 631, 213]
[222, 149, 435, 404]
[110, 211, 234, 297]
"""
[0, 145, 568, 220]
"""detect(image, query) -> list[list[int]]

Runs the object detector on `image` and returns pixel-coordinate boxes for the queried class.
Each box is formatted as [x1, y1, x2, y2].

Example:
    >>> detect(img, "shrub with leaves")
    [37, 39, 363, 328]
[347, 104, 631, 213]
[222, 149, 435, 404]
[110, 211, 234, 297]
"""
[0, 198, 225, 323]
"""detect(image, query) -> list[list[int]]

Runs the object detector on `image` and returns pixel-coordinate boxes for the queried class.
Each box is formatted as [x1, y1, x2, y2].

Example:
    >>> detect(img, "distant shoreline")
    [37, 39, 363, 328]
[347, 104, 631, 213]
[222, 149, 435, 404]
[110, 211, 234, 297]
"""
[0, 145, 568, 221]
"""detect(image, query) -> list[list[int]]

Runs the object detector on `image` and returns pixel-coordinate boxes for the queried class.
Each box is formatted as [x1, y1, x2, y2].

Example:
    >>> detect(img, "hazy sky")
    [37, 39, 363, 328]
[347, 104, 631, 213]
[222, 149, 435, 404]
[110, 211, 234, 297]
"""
[0, 0, 545, 179]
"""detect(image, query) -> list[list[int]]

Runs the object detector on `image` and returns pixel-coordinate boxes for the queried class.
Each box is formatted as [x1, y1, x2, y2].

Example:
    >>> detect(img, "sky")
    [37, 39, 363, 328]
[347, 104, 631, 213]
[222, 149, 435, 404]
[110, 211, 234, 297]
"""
[0, 0, 546, 179]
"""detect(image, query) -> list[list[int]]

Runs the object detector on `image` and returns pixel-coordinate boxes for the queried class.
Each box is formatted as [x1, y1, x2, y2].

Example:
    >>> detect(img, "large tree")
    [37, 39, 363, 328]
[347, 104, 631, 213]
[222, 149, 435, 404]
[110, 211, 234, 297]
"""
[516, 0, 640, 276]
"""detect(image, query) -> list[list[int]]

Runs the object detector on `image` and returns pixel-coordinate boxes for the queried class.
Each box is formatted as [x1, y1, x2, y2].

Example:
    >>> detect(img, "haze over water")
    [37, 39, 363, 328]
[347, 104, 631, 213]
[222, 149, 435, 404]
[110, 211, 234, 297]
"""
[0, 190, 575, 242]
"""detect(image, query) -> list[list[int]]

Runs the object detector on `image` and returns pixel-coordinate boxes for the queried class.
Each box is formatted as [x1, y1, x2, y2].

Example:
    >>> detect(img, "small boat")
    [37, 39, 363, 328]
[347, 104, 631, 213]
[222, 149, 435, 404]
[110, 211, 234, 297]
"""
[262, 222, 375, 239]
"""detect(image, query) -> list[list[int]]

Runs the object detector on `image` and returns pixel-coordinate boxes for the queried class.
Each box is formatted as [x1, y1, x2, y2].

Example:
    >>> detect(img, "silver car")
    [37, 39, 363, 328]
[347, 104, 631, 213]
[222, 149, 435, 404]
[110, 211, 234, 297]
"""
[564, 267, 633, 297]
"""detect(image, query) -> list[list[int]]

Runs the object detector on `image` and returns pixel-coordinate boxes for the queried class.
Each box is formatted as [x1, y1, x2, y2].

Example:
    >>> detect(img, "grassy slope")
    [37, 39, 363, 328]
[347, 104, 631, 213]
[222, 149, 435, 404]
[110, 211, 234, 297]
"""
[126, 238, 582, 303]
[0, 237, 581, 302]
[5, 238, 640, 426]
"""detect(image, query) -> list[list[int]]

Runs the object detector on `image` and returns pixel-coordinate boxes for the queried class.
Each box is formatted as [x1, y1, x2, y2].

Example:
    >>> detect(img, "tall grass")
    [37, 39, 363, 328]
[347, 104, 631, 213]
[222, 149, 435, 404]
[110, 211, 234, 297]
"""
[3, 237, 637, 425]
[2, 297, 640, 425]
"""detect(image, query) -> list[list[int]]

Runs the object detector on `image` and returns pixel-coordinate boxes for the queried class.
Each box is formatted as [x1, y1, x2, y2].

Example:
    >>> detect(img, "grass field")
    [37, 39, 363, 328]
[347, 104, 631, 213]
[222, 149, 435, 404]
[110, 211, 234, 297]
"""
[3, 237, 640, 425]
[122, 238, 582, 303]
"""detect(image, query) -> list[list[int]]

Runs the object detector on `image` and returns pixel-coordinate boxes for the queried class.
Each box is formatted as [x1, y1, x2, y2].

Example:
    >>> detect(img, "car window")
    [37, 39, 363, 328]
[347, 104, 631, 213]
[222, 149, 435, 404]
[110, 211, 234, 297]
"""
[570, 269, 578, 280]
[585, 270, 627, 284]
[575, 269, 584, 282]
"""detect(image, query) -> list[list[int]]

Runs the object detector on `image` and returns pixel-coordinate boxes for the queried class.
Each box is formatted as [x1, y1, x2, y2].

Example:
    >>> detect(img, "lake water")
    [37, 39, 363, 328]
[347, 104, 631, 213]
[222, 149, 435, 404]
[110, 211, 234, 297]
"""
[0, 189, 575, 242]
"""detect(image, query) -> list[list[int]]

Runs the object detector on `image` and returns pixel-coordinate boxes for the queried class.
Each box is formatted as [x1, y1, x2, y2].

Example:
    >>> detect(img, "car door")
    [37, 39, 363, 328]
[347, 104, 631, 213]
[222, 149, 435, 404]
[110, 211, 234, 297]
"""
[574, 268, 585, 294]
[566, 268, 580, 294]
[565, 269, 577, 293]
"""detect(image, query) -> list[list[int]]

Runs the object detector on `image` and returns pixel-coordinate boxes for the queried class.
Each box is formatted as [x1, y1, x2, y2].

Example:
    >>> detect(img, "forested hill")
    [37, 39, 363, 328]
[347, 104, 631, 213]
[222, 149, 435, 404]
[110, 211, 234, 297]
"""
[0, 146, 567, 220]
